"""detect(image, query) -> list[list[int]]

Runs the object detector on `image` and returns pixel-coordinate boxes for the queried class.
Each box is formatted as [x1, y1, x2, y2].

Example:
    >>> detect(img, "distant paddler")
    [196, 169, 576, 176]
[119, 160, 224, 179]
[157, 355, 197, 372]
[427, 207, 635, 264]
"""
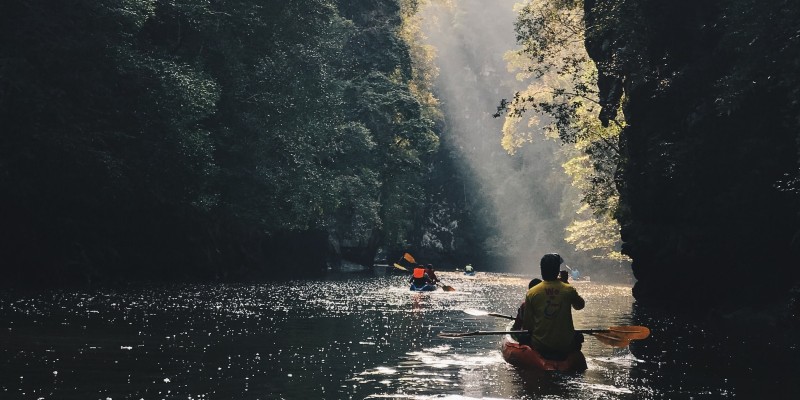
[464, 264, 475, 276]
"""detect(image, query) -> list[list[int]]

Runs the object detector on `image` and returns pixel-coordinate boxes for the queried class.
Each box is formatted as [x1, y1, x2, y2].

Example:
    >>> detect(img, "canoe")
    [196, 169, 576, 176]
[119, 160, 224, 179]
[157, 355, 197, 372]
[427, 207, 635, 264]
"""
[409, 283, 437, 291]
[501, 333, 587, 372]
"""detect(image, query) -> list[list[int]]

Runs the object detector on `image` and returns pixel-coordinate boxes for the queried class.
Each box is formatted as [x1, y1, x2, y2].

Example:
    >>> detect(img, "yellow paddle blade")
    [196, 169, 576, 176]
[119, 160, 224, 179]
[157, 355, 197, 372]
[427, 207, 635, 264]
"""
[588, 332, 632, 347]
[607, 326, 651, 340]
[393, 263, 408, 271]
[578, 325, 650, 347]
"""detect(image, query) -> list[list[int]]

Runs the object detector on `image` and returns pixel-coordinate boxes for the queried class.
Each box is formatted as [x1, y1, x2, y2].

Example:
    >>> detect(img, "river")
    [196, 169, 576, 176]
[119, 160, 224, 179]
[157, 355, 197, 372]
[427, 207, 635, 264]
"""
[1, 270, 798, 399]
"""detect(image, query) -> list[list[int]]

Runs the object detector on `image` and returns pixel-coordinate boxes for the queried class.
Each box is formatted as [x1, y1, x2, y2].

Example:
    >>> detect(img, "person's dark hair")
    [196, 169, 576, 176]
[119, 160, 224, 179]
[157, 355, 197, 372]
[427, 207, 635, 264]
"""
[528, 278, 542, 289]
[540, 253, 563, 280]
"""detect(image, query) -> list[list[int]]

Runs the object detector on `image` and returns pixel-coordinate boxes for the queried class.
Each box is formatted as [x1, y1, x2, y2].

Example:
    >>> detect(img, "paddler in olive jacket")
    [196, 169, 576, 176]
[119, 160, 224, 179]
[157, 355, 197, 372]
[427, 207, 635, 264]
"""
[522, 253, 585, 358]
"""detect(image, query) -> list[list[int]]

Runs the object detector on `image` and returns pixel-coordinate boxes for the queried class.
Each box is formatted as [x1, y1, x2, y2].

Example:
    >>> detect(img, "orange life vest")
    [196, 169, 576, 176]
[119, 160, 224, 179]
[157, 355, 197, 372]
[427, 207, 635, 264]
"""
[413, 268, 426, 278]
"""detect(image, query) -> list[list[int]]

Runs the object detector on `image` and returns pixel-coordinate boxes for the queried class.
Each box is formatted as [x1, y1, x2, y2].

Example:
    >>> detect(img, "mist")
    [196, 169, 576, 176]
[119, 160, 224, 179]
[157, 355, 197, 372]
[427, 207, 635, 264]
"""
[419, 0, 578, 274]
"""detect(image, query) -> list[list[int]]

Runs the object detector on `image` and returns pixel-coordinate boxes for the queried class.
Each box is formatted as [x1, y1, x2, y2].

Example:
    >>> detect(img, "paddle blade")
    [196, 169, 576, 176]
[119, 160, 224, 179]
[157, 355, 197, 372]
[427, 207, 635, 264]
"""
[587, 332, 632, 348]
[462, 309, 490, 316]
[441, 285, 456, 292]
[607, 326, 651, 340]
[462, 309, 514, 319]
[580, 325, 650, 347]
[403, 253, 416, 263]
[392, 263, 409, 272]
[488, 312, 515, 320]
[579, 326, 651, 340]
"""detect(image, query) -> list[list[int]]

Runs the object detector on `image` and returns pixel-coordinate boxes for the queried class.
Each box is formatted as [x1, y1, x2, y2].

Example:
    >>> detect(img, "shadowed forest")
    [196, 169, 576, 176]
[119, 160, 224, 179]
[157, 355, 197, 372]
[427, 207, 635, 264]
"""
[1, 0, 799, 316]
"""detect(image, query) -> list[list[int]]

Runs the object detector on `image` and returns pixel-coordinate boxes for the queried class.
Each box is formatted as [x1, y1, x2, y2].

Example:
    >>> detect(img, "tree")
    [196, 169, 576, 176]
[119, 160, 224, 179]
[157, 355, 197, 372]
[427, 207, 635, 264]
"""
[334, 0, 439, 263]
[497, 0, 627, 262]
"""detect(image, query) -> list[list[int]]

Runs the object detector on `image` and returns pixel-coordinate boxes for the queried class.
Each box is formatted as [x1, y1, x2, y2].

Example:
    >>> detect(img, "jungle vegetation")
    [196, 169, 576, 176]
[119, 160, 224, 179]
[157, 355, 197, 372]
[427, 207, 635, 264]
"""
[1, 0, 444, 285]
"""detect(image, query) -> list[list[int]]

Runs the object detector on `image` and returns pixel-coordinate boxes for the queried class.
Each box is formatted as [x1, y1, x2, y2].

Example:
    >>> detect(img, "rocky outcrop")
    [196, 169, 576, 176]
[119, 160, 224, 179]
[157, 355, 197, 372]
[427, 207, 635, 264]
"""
[584, 0, 800, 309]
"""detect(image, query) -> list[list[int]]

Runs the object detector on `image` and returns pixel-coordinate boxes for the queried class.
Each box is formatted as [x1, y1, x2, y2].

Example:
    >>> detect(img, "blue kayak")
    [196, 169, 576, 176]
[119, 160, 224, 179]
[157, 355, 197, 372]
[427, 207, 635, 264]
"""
[464, 271, 476, 276]
[410, 283, 437, 291]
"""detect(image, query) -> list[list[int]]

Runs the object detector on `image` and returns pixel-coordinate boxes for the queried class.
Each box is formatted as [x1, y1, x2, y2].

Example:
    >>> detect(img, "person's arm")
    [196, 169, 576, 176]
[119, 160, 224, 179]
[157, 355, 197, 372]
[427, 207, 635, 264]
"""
[571, 291, 585, 310]
[522, 294, 535, 331]
[511, 303, 524, 330]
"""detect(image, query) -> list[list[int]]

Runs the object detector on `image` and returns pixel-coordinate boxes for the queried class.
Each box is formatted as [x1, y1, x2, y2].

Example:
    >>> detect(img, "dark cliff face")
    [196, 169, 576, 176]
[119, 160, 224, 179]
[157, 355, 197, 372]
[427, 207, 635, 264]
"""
[584, 0, 800, 310]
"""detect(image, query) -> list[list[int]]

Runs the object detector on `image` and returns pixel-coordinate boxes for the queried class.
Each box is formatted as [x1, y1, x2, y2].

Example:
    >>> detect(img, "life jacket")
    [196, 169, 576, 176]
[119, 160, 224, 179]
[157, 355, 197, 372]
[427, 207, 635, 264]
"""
[413, 268, 426, 278]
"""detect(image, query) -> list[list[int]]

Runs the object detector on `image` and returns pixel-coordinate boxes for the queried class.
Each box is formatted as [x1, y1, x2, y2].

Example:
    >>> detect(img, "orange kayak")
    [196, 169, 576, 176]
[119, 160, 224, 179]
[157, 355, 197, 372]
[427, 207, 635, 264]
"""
[501, 334, 587, 372]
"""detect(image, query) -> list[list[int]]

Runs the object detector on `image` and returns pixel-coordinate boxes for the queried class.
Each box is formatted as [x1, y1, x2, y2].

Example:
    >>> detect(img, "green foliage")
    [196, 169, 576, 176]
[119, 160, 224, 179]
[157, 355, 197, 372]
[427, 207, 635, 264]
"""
[497, 0, 604, 142]
[498, 0, 626, 262]
[335, 0, 439, 250]
[0, 0, 440, 285]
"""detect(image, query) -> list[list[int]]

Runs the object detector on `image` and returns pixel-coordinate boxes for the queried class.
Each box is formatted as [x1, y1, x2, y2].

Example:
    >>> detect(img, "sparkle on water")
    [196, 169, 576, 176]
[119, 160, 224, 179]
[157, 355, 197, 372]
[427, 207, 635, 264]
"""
[0, 270, 794, 399]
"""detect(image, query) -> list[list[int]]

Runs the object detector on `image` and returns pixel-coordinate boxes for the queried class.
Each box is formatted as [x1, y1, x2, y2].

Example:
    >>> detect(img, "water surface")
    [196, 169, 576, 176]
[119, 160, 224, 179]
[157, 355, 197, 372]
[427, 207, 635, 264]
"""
[1, 271, 797, 399]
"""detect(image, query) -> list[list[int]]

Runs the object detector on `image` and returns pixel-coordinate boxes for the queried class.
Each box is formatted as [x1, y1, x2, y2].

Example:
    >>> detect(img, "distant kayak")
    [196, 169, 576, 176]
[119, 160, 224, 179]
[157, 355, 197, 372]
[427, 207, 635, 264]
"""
[464, 271, 476, 276]
[501, 331, 587, 372]
[410, 283, 437, 292]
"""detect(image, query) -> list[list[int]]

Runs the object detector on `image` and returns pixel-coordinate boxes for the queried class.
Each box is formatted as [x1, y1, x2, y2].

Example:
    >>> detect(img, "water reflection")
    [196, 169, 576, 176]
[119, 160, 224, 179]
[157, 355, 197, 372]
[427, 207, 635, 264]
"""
[1, 271, 797, 399]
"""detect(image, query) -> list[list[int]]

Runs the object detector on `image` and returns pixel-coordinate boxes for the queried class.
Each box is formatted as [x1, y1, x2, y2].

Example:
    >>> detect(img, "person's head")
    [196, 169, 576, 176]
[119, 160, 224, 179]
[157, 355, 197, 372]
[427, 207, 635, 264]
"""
[426, 264, 433, 270]
[528, 278, 542, 289]
[540, 253, 563, 281]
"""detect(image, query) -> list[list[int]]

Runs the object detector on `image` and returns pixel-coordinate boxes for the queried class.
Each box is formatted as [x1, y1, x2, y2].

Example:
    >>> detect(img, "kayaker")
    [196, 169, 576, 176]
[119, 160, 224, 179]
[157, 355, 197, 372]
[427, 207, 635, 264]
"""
[409, 265, 433, 287]
[424, 264, 440, 283]
[522, 253, 585, 358]
[512, 278, 542, 332]
[465, 264, 474, 273]
[570, 268, 581, 280]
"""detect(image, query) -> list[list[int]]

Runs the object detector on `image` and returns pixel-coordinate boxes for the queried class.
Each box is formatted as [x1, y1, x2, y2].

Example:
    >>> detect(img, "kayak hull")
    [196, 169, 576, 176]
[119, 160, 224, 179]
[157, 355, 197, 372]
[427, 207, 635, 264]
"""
[409, 283, 437, 291]
[501, 335, 587, 372]
[464, 271, 476, 276]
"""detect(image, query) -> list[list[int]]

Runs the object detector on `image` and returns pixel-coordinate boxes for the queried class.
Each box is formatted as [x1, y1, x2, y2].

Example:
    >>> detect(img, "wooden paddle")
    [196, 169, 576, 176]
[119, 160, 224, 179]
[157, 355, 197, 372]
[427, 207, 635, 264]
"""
[428, 270, 455, 291]
[458, 309, 650, 346]
[437, 326, 649, 347]
[463, 309, 514, 319]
